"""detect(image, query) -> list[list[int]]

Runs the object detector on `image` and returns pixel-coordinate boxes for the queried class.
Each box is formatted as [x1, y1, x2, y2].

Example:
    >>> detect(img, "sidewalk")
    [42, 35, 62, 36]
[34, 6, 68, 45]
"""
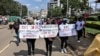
[0, 25, 8, 29]
[68, 33, 94, 56]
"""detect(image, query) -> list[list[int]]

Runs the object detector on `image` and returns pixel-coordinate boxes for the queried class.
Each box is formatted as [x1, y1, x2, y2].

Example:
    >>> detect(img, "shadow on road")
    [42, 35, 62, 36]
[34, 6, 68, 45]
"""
[9, 40, 18, 46]
[13, 48, 46, 56]
[13, 50, 27, 56]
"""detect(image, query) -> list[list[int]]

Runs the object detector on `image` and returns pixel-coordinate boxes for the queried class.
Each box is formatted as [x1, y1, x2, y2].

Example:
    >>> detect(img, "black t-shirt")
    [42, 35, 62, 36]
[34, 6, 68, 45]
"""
[13, 22, 20, 32]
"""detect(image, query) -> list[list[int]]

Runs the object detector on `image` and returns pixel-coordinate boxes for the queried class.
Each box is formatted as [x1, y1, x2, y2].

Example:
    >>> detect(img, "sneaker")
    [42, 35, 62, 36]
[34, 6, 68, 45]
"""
[16, 42, 19, 46]
[45, 52, 48, 56]
[63, 48, 67, 53]
[61, 49, 64, 53]
[27, 55, 31, 56]
[77, 40, 80, 43]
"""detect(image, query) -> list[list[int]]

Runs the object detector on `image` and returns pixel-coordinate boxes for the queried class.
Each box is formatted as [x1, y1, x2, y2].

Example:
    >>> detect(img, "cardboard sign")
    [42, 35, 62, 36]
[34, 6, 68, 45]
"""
[40, 25, 58, 38]
[19, 25, 40, 39]
[59, 24, 77, 37]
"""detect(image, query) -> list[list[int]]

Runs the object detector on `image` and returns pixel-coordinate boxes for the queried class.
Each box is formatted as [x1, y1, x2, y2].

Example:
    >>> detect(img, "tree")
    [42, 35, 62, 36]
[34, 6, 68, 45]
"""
[60, 0, 90, 16]
[22, 5, 28, 16]
[48, 6, 62, 17]
[0, 0, 27, 16]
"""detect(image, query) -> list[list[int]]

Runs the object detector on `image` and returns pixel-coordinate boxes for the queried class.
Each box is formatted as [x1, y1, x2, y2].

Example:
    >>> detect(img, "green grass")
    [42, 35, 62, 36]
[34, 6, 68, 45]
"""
[86, 21, 100, 25]
[85, 27, 100, 35]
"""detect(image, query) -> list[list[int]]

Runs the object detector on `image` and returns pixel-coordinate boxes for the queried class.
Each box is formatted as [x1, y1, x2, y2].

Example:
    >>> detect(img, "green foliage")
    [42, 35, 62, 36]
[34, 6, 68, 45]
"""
[86, 27, 100, 35]
[86, 21, 100, 30]
[98, 15, 100, 20]
[87, 21, 100, 25]
[22, 5, 27, 16]
[0, 0, 27, 16]
[48, 6, 62, 17]
[60, 0, 89, 16]
[87, 16, 99, 21]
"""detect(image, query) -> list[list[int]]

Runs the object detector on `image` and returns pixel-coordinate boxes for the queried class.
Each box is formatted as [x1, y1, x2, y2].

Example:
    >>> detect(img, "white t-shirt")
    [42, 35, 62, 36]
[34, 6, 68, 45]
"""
[34, 19, 40, 25]
[76, 20, 85, 30]
[59, 23, 68, 29]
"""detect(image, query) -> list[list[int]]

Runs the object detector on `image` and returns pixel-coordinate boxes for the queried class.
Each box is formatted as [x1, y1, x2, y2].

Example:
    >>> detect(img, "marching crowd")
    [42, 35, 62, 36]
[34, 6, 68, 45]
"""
[0, 15, 8, 25]
[11, 16, 85, 56]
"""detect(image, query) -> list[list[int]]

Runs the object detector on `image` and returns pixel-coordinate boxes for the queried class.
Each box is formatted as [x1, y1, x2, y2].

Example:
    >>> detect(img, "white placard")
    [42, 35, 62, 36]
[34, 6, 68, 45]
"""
[19, 25, 40, 39]
[40, 25, 58, 38]
[59, 24, 77, 37]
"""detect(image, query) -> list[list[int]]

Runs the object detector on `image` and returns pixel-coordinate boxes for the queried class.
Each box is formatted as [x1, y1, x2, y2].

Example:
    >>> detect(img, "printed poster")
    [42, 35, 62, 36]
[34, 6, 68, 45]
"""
[19, 25, 40, 39]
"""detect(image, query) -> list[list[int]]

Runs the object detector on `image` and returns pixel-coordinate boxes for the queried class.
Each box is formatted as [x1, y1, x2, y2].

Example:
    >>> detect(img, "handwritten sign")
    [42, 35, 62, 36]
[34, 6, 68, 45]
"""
[40, 25, 58, 38]
[59, 24, 77, 37]
[19, 25, 40, 39]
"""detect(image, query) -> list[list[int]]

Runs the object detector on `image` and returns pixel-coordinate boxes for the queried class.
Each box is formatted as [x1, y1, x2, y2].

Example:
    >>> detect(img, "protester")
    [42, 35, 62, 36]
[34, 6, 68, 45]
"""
[63, 17, 70, 23]
[12, 19, 21, 46]
[26, 18, 36, 56]
[34, 17, 40, 25]
[75, 17, 85, 42]
[21, 19, 27, 24]
[43, 18, 55, 56]
[82, 16, 86, 38]
[0, 15, 3, 24]
[57, 18, 63, 25]
[59, 20, 68, 53]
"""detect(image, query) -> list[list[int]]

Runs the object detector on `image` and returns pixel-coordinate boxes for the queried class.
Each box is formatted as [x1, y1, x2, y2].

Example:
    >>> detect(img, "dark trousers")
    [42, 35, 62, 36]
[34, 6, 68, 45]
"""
[15, 31, 20, 43]
[27, 39, 36, 55]
[45, 38, 53, 56]
[77, 30, 83, 40]
[60, 37, 68, 49]
[83, 27, 85, 37]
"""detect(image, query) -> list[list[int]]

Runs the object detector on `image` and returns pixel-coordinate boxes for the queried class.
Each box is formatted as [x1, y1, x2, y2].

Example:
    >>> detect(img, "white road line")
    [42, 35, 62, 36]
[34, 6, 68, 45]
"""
[0, 38, 16, 54]
[0, 44, 10, 54]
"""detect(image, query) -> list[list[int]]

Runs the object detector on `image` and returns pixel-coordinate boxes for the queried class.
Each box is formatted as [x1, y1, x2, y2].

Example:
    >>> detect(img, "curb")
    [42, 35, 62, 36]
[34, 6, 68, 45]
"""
[0, 26, 8, 29]
[68, 46, 77, 56]
[0, 27, 6, 29]
[0, 27, 7, 29]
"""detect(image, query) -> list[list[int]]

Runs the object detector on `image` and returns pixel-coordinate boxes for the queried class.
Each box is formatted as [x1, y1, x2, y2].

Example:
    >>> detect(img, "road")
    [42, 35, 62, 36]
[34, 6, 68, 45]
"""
[0, 28, 73, 56]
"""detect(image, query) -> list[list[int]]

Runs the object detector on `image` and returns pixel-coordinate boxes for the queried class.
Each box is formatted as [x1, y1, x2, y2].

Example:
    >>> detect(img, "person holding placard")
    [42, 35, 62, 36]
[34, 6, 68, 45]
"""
[59, 20, 68, 54]
[75, 17, 85, 43]
[43, 18, 55, 56]
[26, 18, 36, 56]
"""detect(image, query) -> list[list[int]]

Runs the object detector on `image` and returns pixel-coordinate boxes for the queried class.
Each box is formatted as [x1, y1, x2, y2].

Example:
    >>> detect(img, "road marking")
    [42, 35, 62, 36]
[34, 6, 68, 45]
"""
[0, 43, 10, 54]
[0, 38, 16, 54]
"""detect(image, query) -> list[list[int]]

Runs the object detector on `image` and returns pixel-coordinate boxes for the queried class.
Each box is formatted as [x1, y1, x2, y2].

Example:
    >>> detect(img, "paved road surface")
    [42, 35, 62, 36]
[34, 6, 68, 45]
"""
[0, 28, 73, 56]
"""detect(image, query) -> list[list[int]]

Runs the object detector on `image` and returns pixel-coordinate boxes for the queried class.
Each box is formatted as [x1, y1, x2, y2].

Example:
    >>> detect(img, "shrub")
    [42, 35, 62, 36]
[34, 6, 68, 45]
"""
[87, 16, 98, 21]
[98, 15, 100, 20]
[86, 23, 100, 30]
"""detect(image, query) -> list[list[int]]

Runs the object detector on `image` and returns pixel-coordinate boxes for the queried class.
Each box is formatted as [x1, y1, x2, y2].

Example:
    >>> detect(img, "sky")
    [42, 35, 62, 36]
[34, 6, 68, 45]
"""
[89, 0, 100, 10]
[14, 0, 50, 12]
[15, 0, 100, 12]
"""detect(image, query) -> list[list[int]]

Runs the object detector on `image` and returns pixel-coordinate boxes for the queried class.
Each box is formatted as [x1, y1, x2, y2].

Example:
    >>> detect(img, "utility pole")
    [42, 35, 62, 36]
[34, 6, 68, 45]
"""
[66, 0, 69, 17]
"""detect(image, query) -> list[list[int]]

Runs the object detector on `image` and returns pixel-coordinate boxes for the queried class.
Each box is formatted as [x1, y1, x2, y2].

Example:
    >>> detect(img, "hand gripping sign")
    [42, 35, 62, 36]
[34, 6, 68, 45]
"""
[19, 25, 40, 39]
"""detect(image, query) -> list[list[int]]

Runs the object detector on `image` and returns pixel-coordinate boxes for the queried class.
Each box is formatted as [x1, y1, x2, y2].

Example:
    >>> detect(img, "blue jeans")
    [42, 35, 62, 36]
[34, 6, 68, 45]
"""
[15, 31, 20, 43]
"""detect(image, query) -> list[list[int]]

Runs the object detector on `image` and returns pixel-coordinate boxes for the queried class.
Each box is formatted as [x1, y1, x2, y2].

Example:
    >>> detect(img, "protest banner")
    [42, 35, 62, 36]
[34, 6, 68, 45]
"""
[59, 24, 77, 37]
[40, 25, 58, 38]
[19, 25, 40, 39]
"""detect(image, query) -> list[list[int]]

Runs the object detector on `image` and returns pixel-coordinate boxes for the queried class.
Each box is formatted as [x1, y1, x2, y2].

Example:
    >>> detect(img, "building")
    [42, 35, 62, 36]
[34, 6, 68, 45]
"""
[40, 9, 48, 18]
[48, 0, 60, 9]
